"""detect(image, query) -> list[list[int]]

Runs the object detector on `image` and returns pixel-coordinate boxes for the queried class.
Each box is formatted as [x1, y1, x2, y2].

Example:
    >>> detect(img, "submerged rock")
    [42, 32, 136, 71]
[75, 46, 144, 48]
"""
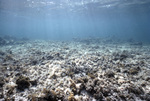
[16, 76, 30, 91]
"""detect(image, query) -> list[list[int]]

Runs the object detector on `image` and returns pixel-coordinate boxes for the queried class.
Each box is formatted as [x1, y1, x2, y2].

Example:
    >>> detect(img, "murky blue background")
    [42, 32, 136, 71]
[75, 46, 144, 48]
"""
[0, 0, 150, 42]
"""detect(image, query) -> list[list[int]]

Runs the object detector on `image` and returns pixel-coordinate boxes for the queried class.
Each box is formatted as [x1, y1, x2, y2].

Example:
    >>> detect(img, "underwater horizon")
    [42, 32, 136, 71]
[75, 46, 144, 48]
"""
[0, 0, 150, 42]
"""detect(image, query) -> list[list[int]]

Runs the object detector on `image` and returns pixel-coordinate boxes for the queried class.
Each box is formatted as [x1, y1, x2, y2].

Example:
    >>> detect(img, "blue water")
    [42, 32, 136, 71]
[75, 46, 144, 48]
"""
[0, 0, 150, 42]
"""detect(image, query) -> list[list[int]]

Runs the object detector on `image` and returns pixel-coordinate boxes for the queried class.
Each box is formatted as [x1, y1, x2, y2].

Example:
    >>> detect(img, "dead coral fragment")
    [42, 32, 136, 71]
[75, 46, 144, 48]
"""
[129, 67, 140, 75]
[94, 92, 103, 100]
[42, 89, 57, 101]
[4, 54, 14, 61]
[87, 73, 96, 79]
[30, 89, 58, 101]
[127, 85, 144, 95]
[0, 50, 5, 56]
[55, 88, 65, 100]
[50, 74, 57, 79]
[113, 50, 132, 61]
[5, 82, 17, 97]
[70, 79, 77, 94]
[28, 93, 39, 101]
[68, 93, 77, 101]
[30, 80, 37, 86]
[85, 79, 94, 93]
[16, 76, 30, 91]
[105, 70, 115, 78]
[0, 76, 4, 87]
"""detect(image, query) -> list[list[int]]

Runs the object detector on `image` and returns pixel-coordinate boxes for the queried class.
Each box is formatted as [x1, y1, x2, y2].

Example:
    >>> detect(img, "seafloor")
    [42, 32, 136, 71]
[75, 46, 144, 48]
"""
[0, 37, 150, 101]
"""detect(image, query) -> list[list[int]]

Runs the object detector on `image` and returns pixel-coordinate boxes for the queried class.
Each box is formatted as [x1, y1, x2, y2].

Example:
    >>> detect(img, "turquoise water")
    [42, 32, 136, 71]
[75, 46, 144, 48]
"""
[0, 0, 150, 42]
[1, 1, 150, 100]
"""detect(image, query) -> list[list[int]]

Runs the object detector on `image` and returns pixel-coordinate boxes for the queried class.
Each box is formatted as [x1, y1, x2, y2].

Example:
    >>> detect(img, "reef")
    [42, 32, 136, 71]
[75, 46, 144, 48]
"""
[0, 38, 150, 101]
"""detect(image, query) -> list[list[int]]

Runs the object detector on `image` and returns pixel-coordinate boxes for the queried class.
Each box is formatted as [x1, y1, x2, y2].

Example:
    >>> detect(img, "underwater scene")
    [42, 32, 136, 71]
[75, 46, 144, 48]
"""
[0, 0, 150, 101]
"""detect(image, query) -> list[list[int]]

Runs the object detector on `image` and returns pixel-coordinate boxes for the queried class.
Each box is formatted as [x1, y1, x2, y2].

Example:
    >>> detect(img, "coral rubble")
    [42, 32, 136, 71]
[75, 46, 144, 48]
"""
[0, 38, 150, 101]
